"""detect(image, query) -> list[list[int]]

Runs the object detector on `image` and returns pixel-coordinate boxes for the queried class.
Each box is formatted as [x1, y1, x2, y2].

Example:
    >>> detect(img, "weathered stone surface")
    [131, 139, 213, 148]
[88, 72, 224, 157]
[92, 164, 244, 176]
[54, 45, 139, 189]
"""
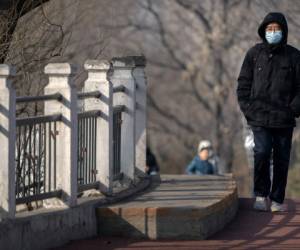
[96, 174, 238, 240]
[0, 202, 97, 250]
[111, 56, 146, 68]
[84, 60, 111, 71]
[44, 63, 77, 77]
[83, 60, 114, 194]
[0, 64, 16, 219]
[0, 64, 16, 77]
[133, 62, 147, 177]
[109, 58, 136, 180]
[44, 63, 78, 208]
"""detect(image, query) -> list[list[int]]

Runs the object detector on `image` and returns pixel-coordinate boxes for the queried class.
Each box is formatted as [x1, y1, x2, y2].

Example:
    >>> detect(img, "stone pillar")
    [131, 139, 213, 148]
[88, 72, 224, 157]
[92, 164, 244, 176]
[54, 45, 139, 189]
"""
[110, 57, 136, 180]
[0, 64, 16, 218]
[132, 56, 147, 177]
[83, 60, 113, 194]
[44, 63, 78, 207]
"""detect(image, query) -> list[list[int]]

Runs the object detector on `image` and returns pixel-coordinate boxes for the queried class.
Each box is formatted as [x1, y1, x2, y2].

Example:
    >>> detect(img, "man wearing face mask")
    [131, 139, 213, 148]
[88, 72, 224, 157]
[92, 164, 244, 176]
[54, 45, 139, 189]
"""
[236, 12, 300, 212]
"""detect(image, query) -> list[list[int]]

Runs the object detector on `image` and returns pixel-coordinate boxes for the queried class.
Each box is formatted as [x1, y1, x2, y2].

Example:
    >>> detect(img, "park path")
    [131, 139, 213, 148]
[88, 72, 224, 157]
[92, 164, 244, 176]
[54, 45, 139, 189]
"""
[55, 198, 300, 250]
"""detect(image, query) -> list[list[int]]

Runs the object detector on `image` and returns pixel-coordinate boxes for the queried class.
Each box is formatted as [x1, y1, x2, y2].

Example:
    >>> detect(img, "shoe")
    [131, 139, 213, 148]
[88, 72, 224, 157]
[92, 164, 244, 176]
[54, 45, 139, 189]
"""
[253, 196, 268, 211]
[270, 201, 285, 212]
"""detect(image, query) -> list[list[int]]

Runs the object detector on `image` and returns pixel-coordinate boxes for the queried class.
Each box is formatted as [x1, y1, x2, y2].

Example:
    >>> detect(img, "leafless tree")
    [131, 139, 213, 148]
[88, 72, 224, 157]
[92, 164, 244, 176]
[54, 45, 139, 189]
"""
[0, 0, 52, 63]
[1, 0, 112, 117]
[3, 0, 300, 195]
[121, 0, 256, 173]
[111, 0, 300, 178]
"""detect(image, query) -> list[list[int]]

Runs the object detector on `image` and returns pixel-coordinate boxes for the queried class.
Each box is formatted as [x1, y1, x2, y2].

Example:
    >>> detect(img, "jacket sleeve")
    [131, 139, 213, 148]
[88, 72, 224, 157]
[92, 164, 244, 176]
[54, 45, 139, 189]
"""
[208, 157, 218, 174]
[205, 161, 215, 174]
[289, 54, 300, 118]
[236, 48, 255, 115]
[207, 162, 214, 175]
[186, 158, 196, 175]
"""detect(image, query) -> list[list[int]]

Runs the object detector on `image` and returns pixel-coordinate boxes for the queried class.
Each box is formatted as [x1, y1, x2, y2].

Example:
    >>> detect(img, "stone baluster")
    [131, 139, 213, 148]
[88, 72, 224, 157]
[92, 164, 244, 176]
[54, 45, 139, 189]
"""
[83, 60, 113, 194]
[110, 57, 136, 180]
[0, 64, 16, 218]
[44, 63, 78, 207]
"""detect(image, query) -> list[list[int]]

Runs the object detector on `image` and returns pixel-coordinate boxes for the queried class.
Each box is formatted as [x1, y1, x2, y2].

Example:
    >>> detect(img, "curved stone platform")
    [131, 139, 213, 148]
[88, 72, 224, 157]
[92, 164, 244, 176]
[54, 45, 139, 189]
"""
[96, 174, 238, 240]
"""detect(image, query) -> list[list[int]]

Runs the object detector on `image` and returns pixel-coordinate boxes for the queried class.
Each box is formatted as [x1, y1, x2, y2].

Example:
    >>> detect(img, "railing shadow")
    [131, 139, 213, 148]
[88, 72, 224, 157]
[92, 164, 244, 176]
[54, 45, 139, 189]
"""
[206, 198, 300, 249]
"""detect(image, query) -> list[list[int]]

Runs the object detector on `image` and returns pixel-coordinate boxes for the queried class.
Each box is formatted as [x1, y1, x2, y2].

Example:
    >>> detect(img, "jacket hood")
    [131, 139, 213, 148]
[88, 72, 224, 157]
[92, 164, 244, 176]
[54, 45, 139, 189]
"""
[258, 12, 288, 45]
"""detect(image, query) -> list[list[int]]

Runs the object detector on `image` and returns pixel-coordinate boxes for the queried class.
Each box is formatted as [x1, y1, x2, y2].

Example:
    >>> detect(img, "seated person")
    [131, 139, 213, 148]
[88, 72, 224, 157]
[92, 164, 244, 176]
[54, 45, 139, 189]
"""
[185, 141, 214, 175]
[199, 140, 220, 174]
[146, 147, 160, 175]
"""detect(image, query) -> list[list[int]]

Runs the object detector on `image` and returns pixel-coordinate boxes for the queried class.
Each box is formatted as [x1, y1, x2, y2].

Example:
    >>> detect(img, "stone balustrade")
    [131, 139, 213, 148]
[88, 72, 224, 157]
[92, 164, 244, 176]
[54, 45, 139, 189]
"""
[0, 56, 147, 218]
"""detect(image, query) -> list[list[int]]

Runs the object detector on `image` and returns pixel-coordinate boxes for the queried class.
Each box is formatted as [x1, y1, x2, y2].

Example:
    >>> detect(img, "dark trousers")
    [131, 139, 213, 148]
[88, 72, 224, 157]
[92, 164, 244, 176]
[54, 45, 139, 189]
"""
[251, 125, 294, 204]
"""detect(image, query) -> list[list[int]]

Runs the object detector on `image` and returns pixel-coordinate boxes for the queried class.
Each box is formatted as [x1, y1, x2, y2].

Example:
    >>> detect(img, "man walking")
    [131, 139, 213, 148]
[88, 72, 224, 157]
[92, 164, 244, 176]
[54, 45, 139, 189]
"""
[236, 12, 300, 212]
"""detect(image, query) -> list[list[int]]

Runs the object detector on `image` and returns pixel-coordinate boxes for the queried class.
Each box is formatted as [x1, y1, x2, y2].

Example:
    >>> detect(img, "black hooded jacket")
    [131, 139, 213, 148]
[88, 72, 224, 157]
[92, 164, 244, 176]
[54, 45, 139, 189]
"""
[236, 12, 300, 128]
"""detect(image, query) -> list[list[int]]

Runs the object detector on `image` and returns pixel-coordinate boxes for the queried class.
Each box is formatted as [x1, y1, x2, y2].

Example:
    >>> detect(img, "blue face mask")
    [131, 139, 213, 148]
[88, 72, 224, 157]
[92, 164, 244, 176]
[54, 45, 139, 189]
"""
[265, 31, 283, 44]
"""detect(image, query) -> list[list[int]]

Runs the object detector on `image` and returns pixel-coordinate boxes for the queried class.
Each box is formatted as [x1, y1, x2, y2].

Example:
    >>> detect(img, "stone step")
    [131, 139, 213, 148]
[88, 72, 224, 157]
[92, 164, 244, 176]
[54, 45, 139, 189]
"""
[96, 174, 238, 240]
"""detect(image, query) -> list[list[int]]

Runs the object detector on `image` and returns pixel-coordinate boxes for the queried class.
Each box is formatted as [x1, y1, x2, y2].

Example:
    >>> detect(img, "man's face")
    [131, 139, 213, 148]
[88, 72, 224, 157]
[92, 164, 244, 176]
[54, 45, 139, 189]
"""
[265, 22, 282, 33]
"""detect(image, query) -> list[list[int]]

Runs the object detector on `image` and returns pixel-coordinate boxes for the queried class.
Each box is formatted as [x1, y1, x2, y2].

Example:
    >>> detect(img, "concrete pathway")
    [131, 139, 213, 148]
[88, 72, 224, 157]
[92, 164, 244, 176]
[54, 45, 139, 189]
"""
[55, 198, 300, 250]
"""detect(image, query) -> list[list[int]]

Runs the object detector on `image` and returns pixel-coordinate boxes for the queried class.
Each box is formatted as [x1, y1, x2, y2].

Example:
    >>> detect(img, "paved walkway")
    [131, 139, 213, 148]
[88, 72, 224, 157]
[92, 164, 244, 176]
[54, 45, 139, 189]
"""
[55, 198, 300, 250]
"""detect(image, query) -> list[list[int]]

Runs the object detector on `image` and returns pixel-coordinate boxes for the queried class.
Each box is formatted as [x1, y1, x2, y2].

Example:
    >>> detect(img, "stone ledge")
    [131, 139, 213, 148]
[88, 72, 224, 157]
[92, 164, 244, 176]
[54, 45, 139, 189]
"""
[96, 174, 238, 240]
[111, 56, 146, 68]
[0, 64, 15, 77]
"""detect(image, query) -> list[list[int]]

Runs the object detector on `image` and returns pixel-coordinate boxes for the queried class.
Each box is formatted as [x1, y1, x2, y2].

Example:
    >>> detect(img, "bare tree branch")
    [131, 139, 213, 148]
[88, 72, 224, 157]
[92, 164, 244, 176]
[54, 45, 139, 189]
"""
[148, 92, 196, 134]
[0, 0, 51, 63]
[141, 0, 187, 70]
[175, 0, 212, 33]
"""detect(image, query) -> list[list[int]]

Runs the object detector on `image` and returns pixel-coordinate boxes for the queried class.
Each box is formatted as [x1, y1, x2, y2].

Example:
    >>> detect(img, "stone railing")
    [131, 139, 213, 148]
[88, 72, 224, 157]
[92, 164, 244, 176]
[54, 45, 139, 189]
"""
[0, 56, 147, 218]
